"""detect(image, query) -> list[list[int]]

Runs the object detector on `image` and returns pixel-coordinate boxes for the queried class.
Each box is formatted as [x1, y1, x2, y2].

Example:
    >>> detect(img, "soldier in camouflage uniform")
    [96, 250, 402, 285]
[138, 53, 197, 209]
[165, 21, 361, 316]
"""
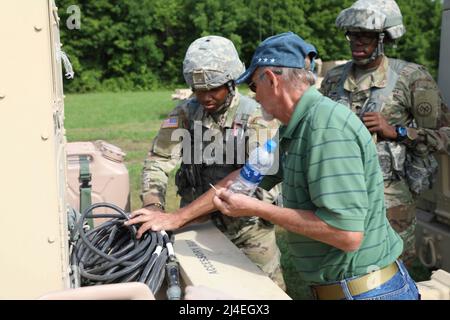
[320, 0, 450, 266]
[126, 36, 285, 290]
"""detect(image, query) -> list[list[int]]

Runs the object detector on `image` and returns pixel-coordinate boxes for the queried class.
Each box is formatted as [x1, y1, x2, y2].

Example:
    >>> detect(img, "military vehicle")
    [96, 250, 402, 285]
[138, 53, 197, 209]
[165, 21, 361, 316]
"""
[0, 0, 164, 300]
[416, 0, 450, 273]
[0, 0, 448, 300]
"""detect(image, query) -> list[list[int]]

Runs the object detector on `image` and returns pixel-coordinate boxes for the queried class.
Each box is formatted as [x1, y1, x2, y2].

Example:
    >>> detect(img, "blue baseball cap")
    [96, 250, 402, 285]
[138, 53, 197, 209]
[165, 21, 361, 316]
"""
[236, 32, 318, 84]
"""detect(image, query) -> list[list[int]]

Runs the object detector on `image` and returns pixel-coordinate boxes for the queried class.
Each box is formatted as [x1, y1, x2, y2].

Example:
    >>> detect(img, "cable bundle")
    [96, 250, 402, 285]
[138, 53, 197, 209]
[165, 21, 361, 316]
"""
[70, 203, 178, 297]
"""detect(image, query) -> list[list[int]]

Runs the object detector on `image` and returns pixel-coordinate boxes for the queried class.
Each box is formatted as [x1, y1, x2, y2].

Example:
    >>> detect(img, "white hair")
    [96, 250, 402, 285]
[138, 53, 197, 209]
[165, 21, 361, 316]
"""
[263, 56, 316, 87]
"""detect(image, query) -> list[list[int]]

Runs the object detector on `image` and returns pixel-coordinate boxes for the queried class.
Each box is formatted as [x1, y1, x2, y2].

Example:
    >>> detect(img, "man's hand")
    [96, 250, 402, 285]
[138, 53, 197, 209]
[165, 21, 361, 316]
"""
[124, 207, 185, 239]
[362, 112, 397, 140]
[212, 188, 258, 218]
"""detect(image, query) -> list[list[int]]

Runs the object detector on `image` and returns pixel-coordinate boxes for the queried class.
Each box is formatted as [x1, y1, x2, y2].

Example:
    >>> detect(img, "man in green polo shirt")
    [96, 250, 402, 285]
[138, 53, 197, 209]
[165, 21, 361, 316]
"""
[213, 32, 420, 300]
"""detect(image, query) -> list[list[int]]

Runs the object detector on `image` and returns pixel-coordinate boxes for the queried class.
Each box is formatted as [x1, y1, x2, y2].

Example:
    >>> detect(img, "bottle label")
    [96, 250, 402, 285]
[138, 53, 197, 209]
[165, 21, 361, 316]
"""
[240, 163, 263, 184]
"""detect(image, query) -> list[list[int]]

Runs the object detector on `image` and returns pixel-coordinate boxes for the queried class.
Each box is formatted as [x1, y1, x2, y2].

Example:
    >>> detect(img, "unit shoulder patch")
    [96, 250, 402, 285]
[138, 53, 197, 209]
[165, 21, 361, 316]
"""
[416, 102, 433, 117]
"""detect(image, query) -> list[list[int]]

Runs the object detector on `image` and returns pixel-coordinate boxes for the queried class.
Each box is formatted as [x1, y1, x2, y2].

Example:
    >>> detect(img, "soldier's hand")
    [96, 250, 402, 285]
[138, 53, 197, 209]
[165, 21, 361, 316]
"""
[124, 207, 184, 239]
[362, 112, 397, 140]
[213, 188, 258, 217]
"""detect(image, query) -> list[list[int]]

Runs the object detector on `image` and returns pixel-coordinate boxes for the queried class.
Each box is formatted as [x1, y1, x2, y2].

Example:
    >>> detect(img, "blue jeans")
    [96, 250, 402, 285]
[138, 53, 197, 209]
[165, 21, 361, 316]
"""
[341, 260, 420, 300]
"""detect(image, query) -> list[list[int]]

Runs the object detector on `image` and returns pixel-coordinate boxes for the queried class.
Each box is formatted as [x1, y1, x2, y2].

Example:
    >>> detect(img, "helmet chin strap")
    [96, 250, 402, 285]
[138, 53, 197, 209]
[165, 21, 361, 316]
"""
[209, 81, 235, 115]
[353, 32, 385, 66]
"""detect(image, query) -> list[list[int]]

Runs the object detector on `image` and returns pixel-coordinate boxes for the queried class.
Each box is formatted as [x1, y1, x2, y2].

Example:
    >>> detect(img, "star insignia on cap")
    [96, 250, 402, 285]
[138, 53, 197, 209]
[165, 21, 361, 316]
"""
[263, 58, 268, 62]
[258, 58, 262, 62]
[270, 58, 275, 63]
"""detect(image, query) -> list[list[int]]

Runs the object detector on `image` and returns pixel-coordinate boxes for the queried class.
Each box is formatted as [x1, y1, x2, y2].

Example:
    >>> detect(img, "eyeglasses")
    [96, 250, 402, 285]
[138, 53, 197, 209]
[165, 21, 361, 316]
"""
[345, 32, 378, 45]
[248, 81, 257, 93]
[248, 72, 265, 93]
[248, 69, 283, 93]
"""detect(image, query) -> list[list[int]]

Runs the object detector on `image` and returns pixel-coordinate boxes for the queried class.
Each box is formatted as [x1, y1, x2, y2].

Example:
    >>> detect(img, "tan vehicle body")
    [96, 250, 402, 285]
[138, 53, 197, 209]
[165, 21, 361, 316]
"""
[0, 0, 448, 300]
[0, 0, 70, 299]
[416, 0, 450, 272]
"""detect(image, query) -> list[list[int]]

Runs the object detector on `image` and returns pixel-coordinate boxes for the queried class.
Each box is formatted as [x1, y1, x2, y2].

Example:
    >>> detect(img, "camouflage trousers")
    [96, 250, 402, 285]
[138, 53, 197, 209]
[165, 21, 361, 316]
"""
[387, 203, 417, 266]
[212, 212, 286, 291]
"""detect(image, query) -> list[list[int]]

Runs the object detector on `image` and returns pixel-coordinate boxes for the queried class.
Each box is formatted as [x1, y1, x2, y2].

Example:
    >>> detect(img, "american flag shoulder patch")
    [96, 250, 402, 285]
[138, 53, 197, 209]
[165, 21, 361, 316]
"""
[161, 117, 179, 129]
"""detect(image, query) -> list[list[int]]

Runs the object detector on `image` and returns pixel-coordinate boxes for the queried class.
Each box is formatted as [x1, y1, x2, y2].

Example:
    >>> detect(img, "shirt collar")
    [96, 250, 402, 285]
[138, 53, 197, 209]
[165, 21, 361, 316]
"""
[344, 55, 389, 92]
[281, 86, 322, 139]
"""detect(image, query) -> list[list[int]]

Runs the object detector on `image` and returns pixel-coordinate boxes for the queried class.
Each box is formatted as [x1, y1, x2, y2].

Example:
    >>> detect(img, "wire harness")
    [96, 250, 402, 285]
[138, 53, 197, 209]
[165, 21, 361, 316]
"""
[70, 202, 181, 298]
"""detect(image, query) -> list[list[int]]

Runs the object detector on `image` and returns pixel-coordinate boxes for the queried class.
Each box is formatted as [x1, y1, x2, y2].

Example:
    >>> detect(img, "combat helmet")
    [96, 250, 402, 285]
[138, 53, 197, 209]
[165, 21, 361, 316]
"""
[336, 0, 405, 65]
[183, 36, 245, 91]
[336, 0, 405, 40]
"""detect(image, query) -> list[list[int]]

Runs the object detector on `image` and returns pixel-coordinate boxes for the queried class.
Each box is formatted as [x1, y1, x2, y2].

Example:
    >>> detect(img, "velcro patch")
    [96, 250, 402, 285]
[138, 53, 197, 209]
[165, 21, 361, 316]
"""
[413, 89, 440, 128]
[161, 117, 179, 129]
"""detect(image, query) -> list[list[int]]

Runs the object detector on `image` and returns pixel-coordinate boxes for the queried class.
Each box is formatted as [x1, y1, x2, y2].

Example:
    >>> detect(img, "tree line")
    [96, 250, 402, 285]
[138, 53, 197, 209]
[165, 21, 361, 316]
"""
[57, 0, 443, 93]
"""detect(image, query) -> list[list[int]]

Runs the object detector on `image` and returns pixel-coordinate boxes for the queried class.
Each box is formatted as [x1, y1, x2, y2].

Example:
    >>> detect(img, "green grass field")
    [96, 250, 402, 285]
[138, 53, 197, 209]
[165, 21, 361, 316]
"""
[64, 90, 430, 300]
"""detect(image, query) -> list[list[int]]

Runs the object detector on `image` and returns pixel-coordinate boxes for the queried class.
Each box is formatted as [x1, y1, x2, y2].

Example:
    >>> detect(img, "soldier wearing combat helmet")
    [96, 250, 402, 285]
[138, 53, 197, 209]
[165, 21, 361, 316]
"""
[321, 0, 450, 266]
[125, 35, 285, 290]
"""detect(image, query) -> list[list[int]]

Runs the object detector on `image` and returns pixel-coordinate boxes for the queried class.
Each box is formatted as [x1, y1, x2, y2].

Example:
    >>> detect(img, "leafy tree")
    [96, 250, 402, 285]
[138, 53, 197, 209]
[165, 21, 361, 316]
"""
[388, 0, 442, 77]
[56, 0, 443, 92]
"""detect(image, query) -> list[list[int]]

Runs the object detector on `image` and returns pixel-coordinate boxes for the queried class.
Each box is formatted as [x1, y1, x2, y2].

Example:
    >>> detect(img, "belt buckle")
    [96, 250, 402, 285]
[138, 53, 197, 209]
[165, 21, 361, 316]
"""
[346, 263, 398, 296]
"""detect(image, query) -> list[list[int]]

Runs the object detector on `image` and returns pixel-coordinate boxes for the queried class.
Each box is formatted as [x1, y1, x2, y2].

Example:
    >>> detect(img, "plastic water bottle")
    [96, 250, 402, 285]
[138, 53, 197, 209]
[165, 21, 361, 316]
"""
[228, 139, 277, 196]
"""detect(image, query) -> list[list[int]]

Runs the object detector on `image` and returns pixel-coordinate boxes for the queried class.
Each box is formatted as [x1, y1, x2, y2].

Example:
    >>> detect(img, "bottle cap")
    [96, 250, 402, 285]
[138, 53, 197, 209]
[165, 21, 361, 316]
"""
[95, 140, 126, 163]
[264, 139, 277, 153]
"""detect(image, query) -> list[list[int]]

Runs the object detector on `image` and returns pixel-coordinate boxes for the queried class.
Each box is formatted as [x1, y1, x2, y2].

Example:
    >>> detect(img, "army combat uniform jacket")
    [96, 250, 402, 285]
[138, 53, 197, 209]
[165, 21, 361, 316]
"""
[320, 56, 450, 264]
[320, 56, 450, 208]
[141, 91, 279, 211]
[139, 91, 286, 288]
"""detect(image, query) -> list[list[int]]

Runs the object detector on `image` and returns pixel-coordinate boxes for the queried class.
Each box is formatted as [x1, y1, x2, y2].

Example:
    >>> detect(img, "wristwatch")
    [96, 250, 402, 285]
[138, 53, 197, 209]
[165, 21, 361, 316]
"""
[395, 125, 408, 142]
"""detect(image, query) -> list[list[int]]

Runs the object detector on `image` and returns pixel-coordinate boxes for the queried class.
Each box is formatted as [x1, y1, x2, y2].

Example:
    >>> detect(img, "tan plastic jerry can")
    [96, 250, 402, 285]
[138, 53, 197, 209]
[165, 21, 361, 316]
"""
[66, 140, 130, 224]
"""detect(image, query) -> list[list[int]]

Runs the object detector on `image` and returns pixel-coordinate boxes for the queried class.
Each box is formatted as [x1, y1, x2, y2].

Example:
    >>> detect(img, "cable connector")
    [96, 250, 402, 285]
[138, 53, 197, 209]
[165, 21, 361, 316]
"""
[166, 256, 182, 300]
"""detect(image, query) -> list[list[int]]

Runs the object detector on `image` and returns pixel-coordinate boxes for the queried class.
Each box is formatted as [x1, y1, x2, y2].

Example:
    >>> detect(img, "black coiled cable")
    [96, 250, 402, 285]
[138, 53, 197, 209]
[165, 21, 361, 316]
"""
[70, 202, 177, 297]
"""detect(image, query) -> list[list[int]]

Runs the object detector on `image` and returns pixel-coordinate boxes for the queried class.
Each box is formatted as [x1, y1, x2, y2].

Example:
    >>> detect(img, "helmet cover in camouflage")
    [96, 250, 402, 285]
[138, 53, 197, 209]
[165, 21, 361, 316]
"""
[336, 0, 406, 40]
[183, 36, 245, 90]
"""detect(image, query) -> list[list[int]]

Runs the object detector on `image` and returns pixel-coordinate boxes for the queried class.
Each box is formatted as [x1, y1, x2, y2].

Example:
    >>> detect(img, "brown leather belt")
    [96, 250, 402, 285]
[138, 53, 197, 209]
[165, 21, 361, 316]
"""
[312, 263, 399, 300]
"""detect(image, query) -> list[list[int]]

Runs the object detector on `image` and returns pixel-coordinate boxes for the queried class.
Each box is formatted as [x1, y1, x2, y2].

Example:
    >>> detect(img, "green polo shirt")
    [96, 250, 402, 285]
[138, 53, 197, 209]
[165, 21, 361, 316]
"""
[261, 87, 402, 285]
